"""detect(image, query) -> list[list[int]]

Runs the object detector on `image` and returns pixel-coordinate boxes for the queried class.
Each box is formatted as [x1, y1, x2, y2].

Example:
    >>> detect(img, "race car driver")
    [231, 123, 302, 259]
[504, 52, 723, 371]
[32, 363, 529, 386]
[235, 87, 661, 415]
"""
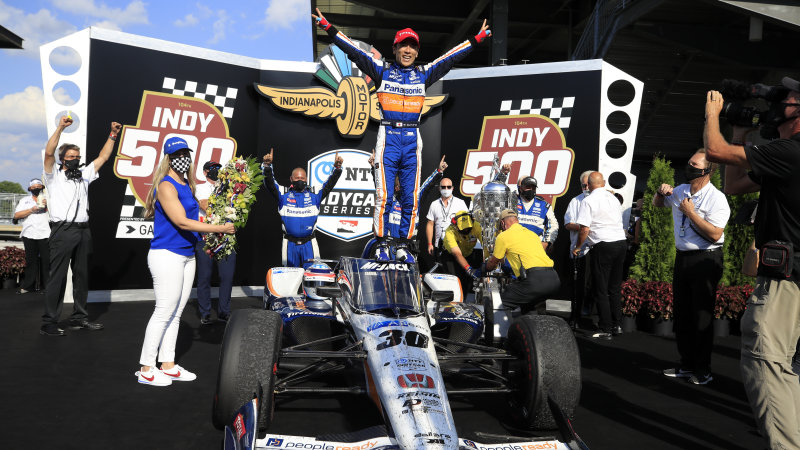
[496, 172, 559, 252]
[312, 8, 491, 263]
[262, 148, 343, 267]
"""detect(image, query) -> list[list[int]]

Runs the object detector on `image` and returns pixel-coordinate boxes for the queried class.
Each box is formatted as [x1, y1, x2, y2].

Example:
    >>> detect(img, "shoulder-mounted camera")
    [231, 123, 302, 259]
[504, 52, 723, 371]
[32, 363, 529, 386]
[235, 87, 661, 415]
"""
[719, 79, 791, 139]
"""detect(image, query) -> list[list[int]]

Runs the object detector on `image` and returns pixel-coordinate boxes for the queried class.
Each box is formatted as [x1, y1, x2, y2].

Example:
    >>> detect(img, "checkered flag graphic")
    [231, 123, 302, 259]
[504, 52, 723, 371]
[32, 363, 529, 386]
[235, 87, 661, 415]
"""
[162, 77, 238, 119]
[119, 184, 146, 219]
[499, 97, 575, 131]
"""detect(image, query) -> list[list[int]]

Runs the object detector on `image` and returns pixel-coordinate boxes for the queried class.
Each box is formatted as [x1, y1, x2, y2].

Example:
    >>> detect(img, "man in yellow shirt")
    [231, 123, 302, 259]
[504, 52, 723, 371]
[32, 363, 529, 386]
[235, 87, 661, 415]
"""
[486, 209, 561, 313]
[442, 211, 483, 298]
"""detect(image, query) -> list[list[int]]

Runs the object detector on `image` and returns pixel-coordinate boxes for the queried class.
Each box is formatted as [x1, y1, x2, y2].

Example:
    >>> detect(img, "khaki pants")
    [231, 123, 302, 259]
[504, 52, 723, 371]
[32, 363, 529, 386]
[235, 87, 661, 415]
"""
[741, 277, 800, 450]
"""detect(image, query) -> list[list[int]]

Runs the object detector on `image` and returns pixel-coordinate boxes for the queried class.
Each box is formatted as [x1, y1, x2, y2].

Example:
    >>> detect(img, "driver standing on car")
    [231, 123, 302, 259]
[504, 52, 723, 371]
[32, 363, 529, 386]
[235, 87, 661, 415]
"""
[262, 148, 343, 267]
[486, 209, 560, 314]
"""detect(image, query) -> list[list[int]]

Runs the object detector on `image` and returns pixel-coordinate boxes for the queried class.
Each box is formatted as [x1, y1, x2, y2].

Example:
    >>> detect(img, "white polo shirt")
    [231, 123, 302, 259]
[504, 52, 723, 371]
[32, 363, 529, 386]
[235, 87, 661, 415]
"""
[43, 161, 98, 223]
[15, 196, 51, 239]
[426, 196, 468, 247]
[664, 182, 730, 251]
[575, 188, 626, 245]
[564, 192, 590, 257]
[195, 181, 215, 221]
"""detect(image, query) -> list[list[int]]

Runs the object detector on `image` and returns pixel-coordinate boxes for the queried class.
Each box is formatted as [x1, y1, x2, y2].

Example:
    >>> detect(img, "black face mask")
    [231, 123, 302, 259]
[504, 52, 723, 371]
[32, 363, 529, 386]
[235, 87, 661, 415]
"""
[684, 164, 710, 182]
[63, 159, 83, 180]
[520, 189, 535, 201]
[291, 180, 307, 191]
[30, 188, 43, 196]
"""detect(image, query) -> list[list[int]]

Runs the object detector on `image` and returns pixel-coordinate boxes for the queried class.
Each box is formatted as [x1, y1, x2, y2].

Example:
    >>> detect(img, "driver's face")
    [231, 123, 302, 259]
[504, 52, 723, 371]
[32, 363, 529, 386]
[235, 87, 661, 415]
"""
[291, 169, 307, 182]
[393, 40, 419, 67]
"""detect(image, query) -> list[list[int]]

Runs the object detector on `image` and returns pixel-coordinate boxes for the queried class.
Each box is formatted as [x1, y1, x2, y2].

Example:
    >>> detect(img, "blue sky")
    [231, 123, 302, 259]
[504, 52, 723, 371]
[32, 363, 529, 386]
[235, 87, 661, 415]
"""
[0, 0, 312, 189]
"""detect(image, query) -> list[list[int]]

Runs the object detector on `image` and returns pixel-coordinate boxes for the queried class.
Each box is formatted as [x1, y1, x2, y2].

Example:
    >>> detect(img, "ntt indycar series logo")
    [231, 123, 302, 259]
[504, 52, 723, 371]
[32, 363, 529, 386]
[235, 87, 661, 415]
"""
[309, 149, 375, 242]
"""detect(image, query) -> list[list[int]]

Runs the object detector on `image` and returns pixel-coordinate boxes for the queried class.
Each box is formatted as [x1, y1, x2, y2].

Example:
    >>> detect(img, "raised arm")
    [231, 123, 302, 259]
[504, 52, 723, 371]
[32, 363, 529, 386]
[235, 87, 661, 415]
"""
[318, 152, 344, 201]
[704, 91, 750, 168]
[261, 148, 281, 202]
[422, 19, 491, 87]
[312, 8, 383, 82]
[44, 115, 73, 173]
[418, 155, 446, 202]
[92, 122, 122, 172]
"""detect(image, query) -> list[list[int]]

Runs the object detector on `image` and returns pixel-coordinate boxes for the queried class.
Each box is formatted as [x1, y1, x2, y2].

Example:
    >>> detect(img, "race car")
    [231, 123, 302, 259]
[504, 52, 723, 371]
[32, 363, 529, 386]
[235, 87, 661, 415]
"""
[212, 256, 586, 450]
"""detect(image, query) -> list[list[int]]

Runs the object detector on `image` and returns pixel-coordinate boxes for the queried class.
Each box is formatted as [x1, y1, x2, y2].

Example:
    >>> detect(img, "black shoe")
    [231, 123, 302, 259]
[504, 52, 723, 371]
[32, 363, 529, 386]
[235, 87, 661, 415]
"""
[40, 324, 65, 336]
[612, 325, 623, 336]
[200, 315, 214, 325]
[68, 319, 104, 331]
[217, 313, 230, 323]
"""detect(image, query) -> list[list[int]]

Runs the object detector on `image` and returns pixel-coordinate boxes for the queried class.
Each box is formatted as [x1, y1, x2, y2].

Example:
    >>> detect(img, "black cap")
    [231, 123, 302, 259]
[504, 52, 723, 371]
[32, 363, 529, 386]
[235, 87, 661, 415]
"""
[203, 161, 221, 171]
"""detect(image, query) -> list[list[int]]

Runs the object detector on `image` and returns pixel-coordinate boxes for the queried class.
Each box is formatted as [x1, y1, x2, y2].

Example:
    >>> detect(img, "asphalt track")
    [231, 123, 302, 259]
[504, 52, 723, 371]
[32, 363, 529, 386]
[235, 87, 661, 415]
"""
[1, 290, 768, 450]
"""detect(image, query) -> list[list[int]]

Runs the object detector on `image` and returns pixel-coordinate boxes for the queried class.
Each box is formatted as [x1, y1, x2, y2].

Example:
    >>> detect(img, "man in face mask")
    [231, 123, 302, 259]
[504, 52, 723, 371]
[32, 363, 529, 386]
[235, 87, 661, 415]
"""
[13, 179, 50, 295]
[39, 115, 121, 336]
[493, 171, 559, 252]
[441, 211, 483, 299]
[262, 148, 343, 267]
[194, 161, 235, 325]
[653, 148, 730, 385]
[425, 176, 468, 261]
[563, 170, 595, 328]
[705, 78, 800, 448]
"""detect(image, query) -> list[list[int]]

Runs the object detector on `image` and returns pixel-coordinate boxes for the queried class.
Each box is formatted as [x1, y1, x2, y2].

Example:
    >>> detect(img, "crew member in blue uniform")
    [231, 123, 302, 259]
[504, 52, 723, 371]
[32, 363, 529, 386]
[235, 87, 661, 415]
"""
[496, 171, 559, 252]
[312, 8, 491, 263]
[262, 148, 343, 267]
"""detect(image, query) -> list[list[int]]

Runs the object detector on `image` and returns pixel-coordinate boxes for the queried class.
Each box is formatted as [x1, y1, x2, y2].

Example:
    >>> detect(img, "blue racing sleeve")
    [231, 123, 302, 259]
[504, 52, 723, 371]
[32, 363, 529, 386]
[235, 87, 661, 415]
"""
[326, 26, 384, 85]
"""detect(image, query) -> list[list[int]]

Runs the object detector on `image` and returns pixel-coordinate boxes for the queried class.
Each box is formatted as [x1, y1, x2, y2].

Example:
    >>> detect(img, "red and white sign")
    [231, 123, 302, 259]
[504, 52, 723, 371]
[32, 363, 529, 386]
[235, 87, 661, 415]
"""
[460, 115, 574, 206]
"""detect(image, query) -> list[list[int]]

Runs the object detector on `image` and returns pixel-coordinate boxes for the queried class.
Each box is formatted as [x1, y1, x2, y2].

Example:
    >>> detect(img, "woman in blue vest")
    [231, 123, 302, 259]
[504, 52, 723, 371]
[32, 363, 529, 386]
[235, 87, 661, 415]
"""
[135, 137, 235, 386]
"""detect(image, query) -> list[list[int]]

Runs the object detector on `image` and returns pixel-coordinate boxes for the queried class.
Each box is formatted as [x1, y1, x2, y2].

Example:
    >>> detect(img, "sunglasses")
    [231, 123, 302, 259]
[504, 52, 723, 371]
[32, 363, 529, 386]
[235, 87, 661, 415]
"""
[440, 186, 453, 189]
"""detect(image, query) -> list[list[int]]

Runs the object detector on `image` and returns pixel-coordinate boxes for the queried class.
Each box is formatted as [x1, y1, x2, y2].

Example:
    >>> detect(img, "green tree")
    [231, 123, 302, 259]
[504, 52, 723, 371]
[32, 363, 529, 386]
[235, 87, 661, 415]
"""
[0, 181, 25, 194]
[629, 155, 676, 282]
[721, 192, 758, 286]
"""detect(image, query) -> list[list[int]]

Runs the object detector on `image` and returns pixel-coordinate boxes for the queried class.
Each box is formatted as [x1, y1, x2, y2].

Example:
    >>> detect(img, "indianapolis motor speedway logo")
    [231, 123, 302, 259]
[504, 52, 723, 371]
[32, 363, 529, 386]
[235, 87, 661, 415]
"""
[254, 42, 447, 138]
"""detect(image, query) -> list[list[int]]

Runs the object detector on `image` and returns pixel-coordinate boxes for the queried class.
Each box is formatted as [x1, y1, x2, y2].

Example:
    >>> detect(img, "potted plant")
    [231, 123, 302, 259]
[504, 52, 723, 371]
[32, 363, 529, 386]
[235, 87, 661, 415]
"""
[714, 284, 752, 337]
[0, 246, 26, 289]
[620, 278, 642, 332]
[641, 281, 674, 337]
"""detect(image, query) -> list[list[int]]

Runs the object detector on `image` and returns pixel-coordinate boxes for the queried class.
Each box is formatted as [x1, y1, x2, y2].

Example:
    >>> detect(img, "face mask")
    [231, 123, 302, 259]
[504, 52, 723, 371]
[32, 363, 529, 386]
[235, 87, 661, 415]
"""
[440, 189, 452, 198]
[291, 180, 307, 191]
[684, 164, 710, 182]
[30, 188, 43, 196]
[63, 159, 83, 180]
[170, 155, 192, 173]
[520, 189, 535, 201]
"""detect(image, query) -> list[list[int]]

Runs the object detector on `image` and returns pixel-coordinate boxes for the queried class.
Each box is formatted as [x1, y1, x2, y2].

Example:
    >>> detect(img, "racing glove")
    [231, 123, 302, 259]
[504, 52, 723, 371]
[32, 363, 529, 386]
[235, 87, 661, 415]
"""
[474, 29, 491, 43]
[316, 16, 332, 31]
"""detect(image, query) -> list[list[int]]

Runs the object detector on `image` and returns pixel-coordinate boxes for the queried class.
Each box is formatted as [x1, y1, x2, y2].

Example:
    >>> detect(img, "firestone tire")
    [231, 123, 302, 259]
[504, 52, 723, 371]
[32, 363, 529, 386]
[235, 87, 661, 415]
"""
[507, 314, 581, 430]
[212, 309, 283, 435]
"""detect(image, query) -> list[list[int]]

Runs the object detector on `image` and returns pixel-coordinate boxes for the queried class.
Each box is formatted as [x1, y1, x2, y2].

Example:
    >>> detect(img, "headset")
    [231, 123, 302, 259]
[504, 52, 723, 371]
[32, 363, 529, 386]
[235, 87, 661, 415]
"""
[451, 211, 474, 230]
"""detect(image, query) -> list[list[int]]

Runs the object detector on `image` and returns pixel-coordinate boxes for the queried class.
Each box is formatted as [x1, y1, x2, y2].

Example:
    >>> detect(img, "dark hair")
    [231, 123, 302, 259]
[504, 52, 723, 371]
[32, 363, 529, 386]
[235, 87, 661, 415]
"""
[58, 143, 80, 162]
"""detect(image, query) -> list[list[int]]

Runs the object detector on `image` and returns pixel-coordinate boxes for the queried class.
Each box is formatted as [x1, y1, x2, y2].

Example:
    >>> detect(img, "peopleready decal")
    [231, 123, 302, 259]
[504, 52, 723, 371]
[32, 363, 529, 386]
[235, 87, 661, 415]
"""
[460, 115, 574, 207]
[112, 90, 237, 238]
[254, 42, 446, 139]
[309, 149, 374, 241]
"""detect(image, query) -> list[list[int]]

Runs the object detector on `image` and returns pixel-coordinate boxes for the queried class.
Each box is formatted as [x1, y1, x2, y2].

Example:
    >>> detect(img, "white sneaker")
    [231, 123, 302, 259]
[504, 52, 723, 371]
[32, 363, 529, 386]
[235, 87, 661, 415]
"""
[136, 367, 172, 386]
[160, 364, 197, 382]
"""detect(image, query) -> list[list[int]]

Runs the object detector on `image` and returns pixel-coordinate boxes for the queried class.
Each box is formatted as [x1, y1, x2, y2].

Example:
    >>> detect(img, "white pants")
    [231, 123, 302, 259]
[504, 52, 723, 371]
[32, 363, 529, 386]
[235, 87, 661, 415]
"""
[139, 249, 196, 367]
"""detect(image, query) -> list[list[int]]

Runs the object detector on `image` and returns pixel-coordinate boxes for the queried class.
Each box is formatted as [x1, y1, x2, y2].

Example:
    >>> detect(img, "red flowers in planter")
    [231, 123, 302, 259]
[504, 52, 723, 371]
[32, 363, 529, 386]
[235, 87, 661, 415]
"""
[714, 284, 752, 319]
[0, 246, 26, 279]
[621, 279, 673, 320]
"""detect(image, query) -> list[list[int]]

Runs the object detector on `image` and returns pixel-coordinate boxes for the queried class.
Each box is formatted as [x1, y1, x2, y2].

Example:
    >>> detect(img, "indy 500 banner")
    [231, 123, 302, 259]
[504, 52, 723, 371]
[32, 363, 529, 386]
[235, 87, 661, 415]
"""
[40, 28, 641, 291]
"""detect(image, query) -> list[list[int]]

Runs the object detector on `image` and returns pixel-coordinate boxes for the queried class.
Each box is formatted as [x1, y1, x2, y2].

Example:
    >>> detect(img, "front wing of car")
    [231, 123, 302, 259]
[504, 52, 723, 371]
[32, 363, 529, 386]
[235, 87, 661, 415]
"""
[225, 399, 575, 450]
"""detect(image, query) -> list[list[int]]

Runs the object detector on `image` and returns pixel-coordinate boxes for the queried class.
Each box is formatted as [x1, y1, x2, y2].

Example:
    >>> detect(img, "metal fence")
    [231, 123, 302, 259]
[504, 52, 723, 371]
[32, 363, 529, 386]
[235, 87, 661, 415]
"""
[0, 193, 27, 224]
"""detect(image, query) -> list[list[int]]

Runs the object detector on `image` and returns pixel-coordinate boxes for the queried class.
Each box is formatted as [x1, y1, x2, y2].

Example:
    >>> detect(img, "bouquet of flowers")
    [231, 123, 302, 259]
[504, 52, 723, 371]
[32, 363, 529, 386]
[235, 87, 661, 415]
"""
[203, 157, 264, 259]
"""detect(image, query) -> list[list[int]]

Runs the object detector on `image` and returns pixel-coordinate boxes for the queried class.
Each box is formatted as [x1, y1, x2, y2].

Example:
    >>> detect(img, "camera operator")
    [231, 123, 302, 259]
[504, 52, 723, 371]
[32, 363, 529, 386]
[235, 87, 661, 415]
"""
[705, 77, 800, 448]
